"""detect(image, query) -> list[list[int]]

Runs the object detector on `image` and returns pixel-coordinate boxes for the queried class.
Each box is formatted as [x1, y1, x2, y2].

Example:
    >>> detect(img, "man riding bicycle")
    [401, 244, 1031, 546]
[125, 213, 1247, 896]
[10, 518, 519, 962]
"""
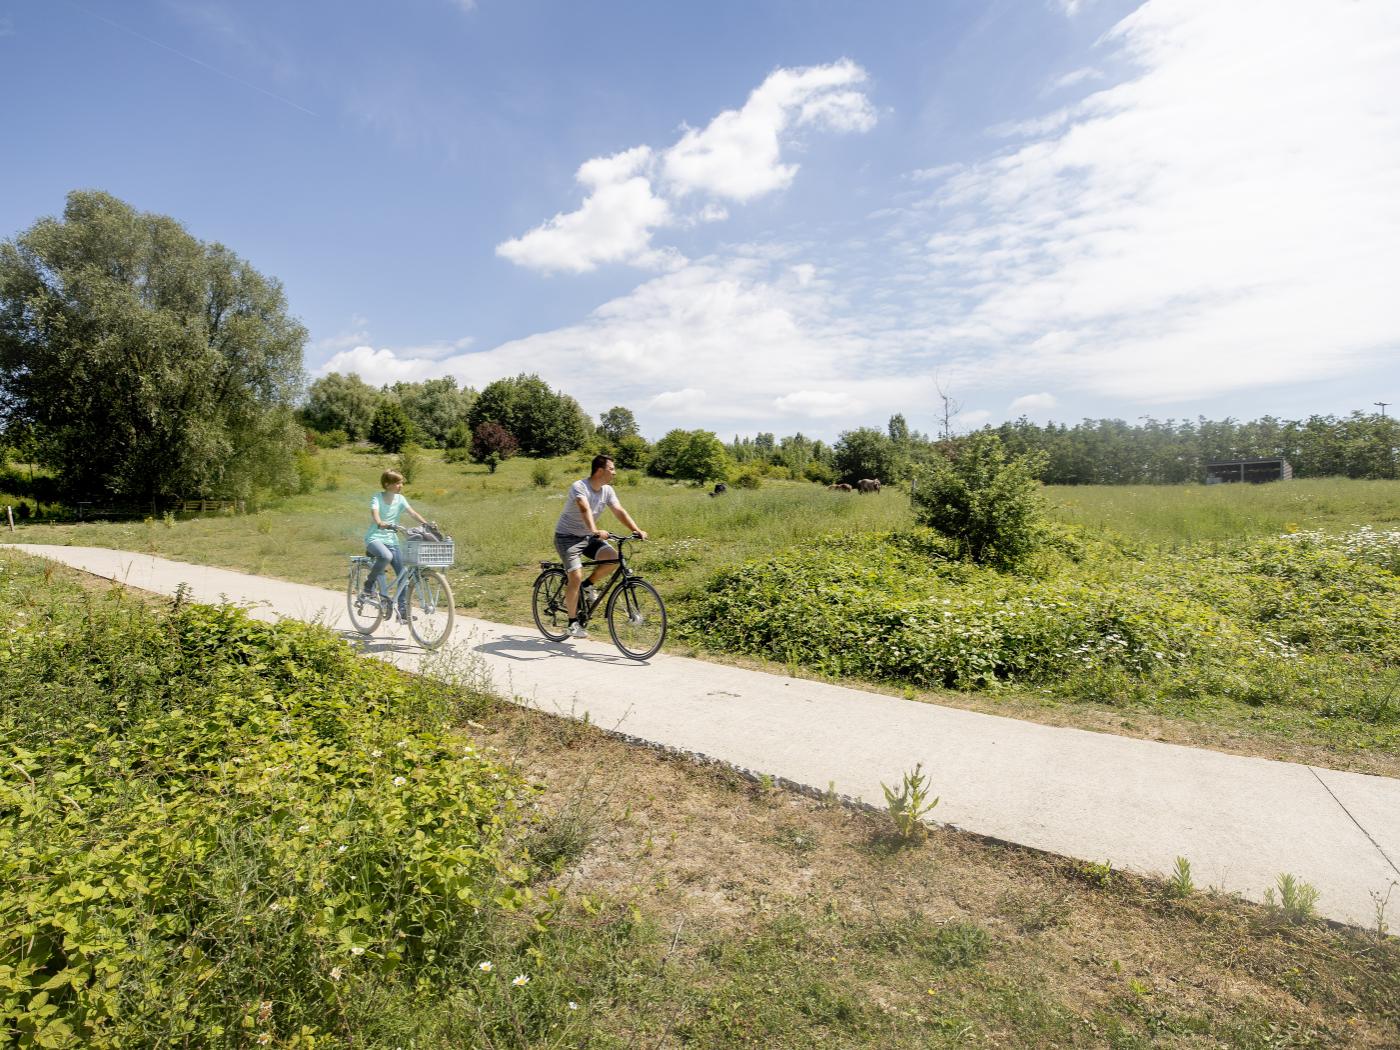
[554, 454, 648, 639]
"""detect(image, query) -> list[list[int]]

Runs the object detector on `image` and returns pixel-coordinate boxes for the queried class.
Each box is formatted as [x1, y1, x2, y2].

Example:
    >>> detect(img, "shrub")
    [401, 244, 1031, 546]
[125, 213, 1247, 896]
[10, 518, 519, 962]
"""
[732, 467, 762, 490]
[369, 400, 412, 453]
[295, 449, 320, 494]
[397, 443, 423, 484]
[0, 572, 546, 1048]
[910, 433, 1048, 570]
[531, 462, 552, 488]
[311, 428, 349, 449]
[803, 460, 836, 485]
[470, 422, 518, 472]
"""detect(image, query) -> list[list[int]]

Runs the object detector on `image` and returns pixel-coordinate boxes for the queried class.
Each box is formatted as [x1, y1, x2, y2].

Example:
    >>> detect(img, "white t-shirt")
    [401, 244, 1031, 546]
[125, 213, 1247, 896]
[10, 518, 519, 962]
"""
[555, 479, 619, 536]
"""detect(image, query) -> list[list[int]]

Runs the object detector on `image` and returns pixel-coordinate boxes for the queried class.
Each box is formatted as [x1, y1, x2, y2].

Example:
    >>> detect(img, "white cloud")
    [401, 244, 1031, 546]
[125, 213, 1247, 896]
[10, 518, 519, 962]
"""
[1047, 67, 1103, 92]
[649, 388, 707, 415]
[908, 0, 1400, 404]
[495, 147, 674, 273]
[498, 61, 874, 274]
[1009, 393, 1057, 414]
[663, 59, 874, 202]
[774, 390, 861, 417]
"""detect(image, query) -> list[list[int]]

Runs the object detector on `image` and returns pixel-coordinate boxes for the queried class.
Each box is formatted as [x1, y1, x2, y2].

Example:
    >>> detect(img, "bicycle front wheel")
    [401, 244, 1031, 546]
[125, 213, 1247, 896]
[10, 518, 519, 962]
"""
[407, 570, 455, 650]
[346, 561, 384, 635]
[607, 577, 667, 660]
[531, 569, 570, 641]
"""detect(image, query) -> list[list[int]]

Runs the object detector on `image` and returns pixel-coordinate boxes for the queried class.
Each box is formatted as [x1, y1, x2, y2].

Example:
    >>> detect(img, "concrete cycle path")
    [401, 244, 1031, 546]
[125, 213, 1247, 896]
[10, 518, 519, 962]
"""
[12, 543, 1400, 931]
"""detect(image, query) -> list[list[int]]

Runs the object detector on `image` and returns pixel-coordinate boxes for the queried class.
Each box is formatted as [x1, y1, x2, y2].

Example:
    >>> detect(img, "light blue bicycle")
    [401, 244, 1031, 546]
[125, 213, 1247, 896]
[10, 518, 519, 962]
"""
[346, 524, 455, 649]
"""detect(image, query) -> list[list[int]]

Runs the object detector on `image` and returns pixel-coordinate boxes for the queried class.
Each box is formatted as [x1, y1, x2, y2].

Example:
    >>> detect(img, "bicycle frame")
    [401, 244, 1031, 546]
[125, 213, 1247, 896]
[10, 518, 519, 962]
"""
[573, 537, 639, 623]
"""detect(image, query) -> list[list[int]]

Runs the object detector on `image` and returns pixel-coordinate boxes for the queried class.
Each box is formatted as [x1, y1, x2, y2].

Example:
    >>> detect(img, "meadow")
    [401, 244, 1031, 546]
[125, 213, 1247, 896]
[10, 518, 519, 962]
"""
[6, 553, 1399, 1048]
[11, 446, 1399, 774]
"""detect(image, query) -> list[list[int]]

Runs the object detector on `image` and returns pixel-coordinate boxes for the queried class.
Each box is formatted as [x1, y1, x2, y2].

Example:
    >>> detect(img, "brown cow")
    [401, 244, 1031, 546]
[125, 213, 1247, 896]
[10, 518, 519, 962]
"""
[856, 478, 881, 494]
[828, 482, 853, 492]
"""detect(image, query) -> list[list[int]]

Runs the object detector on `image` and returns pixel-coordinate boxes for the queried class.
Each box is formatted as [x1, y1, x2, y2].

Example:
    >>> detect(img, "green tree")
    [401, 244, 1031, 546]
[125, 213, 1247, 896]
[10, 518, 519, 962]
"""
[467, 374, 589, 456]
[910, 432, 1048, 570]
[613, 433, 650, 469]
[369, 400, 412, 453]
[597, 406, 639, 444]
[833, 427, 902, 484]
[0, 190, 306, 502]
[302, 372, 380, 440]
[391, 377, 476, 447]
[648, 429, 730, 483]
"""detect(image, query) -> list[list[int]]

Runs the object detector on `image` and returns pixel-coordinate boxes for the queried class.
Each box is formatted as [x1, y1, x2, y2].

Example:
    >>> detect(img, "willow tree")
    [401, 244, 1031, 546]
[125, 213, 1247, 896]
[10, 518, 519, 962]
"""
[0, 191, 306, 503]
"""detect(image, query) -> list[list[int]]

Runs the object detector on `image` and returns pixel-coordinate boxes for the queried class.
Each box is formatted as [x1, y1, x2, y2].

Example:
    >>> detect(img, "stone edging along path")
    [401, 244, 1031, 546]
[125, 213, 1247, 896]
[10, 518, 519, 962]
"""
[9, 544, 1400, 931]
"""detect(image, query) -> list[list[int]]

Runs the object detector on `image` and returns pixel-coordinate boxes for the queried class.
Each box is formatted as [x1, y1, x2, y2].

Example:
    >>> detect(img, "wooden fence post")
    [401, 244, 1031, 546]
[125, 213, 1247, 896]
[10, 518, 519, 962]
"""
[6, 506, 13, 533]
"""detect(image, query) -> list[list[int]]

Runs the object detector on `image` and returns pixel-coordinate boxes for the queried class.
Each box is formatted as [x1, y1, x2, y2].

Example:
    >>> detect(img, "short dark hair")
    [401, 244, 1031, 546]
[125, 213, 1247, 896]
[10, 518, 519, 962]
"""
[590, 454, 615, 475]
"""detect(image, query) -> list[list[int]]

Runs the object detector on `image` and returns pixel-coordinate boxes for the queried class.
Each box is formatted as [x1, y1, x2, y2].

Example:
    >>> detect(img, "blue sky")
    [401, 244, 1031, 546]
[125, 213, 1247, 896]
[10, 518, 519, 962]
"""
[3, 0, 1397, 440]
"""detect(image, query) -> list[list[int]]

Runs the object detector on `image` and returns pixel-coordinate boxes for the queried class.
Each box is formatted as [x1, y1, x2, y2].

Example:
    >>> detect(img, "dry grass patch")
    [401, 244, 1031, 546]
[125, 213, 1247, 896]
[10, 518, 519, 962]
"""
[477, 702, 1400, 1048]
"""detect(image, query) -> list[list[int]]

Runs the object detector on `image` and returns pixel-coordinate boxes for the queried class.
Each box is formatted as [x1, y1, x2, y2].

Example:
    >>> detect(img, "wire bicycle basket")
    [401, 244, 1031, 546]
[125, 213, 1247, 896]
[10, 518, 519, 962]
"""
[403, 537, 455, 567]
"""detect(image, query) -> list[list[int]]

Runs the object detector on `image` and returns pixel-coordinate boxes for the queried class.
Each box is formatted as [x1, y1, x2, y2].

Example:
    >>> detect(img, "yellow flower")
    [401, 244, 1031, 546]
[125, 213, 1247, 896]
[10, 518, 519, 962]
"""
[512, 974, 530, 987]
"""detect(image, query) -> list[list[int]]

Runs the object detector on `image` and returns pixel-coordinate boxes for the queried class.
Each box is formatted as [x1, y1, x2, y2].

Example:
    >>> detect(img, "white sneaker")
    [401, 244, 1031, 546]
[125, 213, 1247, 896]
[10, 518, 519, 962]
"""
[582, 584, 599, 606]
[568, 621, 589, 639]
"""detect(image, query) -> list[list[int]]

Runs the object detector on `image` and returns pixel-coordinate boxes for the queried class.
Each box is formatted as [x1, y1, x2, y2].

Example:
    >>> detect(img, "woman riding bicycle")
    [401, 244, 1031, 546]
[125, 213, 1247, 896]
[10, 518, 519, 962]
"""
[364, 469, 430, 621]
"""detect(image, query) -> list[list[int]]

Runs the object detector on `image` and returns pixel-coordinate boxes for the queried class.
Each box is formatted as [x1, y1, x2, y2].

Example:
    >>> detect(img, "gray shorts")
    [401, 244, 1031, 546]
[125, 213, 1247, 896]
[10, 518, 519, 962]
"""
[554, 533, 613, 573]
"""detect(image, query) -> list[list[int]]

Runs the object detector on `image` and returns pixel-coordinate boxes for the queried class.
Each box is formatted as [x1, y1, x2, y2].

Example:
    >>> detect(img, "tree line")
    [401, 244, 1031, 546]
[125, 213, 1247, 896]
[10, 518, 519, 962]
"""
[4, 192, 1393, 509]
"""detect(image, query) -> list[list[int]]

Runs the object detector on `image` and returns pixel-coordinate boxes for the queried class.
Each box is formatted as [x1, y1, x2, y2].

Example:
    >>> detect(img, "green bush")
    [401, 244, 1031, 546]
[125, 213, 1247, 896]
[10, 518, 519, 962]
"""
[397, 442, 423, 484]
[369, 401, 412, 454]
[0, 567, 550, 1048]
[679, 527, 1400, 743]
[531, 462, 552, 488]
[803, 460, 836, 485]
[310, 428, 349, 449]
[732, 467, 762, 490]
[910, 433, 1048, 569]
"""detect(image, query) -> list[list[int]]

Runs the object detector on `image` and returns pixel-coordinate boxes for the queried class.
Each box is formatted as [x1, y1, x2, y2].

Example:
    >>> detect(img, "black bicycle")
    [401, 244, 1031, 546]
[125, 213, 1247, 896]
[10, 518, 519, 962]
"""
[532, 533, 667, 660]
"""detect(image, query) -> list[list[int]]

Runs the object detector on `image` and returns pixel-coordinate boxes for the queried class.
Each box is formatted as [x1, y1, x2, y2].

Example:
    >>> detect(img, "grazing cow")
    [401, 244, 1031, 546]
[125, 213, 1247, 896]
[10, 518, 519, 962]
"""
[709, 482, 728, 498]
[828, 482, 854, 492]
[856, 478, 881, 494]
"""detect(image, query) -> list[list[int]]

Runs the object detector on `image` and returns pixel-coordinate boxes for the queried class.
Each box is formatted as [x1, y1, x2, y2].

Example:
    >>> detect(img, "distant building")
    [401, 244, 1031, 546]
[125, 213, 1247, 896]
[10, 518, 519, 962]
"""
[1204, 458, 1293, 484]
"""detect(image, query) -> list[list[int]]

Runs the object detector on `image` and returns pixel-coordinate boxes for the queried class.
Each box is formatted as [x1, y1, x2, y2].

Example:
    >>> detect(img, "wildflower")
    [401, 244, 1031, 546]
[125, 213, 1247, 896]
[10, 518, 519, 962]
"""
[370, 749, 383, 758]
[257, 1034, 272, 1046]
[393, 776, 407, 786]
[568, 1001, 579, 1011]
[349, 945, 365, 956]
[297, 823, 310, 834]
[512, 974, 530, 986]
[337, 844, 348, 854]
[330, 966, 343, 982]
[478, 961, 493, 972]
[257, 1000, 274, 1022]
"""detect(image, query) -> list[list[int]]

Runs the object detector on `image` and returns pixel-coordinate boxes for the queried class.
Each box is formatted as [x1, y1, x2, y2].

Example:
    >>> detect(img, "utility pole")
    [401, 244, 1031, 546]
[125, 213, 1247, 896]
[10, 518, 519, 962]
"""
[1376, 401, 1390, 419]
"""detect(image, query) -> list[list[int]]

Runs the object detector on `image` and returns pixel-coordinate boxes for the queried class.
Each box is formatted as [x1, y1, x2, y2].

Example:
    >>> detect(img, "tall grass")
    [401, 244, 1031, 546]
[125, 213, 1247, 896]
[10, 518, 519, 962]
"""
[1046, 478, 1400, 548]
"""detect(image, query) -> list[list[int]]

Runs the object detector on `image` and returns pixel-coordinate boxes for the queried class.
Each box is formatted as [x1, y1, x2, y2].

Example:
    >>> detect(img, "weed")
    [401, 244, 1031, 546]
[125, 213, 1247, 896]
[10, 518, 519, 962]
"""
[1076, 859, 1115, 889]
[1370, 882, 1396, 940]
[881, 763, 939, 842]
[1264, 872, 1321, 923]
[1166, 856, 1195, 899]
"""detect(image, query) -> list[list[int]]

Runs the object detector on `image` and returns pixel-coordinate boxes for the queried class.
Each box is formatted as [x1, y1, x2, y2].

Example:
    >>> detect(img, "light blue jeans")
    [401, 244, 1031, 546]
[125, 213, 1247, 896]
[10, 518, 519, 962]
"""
[365, 539, 408, 617]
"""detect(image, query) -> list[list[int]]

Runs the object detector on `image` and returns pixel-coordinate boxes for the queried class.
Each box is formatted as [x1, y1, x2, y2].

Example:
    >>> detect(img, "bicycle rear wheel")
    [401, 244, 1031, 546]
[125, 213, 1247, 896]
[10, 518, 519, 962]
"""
[607, 577, 666, 660]
[346, 561, 384, 635]
[407, 570, 455, 650]
[531, 569, 570, 641]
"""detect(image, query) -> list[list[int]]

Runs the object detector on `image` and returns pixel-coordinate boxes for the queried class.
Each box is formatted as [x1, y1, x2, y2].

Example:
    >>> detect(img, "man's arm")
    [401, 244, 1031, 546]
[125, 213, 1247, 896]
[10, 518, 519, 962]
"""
[576, 495, 608, 538]
[610, 502, 647, 540]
